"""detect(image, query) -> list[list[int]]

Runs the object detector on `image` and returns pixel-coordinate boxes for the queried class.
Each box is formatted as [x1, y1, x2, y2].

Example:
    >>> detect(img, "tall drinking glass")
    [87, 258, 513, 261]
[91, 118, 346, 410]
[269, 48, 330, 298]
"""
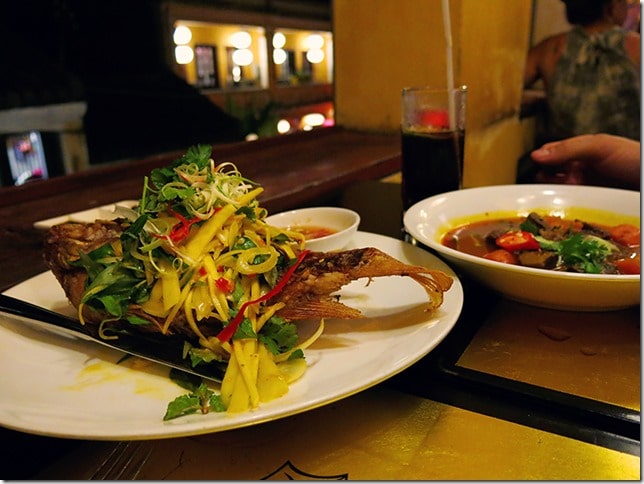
[400, 86, 467, 213]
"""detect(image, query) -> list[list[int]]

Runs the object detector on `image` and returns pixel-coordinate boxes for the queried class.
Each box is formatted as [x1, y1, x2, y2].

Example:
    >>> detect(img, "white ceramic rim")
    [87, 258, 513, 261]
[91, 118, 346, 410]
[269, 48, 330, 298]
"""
[265, 206, 361, 244]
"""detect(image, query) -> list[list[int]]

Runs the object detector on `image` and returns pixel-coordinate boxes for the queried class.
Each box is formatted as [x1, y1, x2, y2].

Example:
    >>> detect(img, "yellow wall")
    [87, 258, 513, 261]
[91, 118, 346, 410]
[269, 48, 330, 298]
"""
[174, 22, 332, 89]
[333, 0, 532, 187]
[176, 23, 266, 87]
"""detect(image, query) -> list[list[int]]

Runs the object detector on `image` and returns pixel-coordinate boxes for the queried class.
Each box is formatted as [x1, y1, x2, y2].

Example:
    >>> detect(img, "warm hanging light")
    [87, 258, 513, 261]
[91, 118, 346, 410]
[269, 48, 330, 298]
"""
[304, 33, 324, 50]
[273, 48, 287, 65]
[175, 45, 194, 64]
[272, 32, 286, 49]
[230, 31, 252, 49]
[306, 48, 324, 64]
[232, 66, 241, 82]
[232, 48, 253, 66]
[173, 25, 192, 45]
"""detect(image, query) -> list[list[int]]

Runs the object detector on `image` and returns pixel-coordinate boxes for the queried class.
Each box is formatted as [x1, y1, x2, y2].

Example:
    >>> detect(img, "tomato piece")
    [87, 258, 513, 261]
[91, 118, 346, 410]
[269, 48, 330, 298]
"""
[216, 250, 311, 343]
[483, 249, 519, 265]
[495, 231, 540, 251]
[610, 224, 640, 247]
[614, 256, 640, 275]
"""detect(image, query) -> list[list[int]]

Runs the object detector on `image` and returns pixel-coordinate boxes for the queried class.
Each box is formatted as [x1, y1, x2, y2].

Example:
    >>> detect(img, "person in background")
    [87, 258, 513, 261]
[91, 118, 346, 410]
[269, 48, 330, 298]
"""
[530, 134, 640, 190]
[524, 0, 640, 141]
[518, 0, 640, 184]
[622, 0, 641, 32]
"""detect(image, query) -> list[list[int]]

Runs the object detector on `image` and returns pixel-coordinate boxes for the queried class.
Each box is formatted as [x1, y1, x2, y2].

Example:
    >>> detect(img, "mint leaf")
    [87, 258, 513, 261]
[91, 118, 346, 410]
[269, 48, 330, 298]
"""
[164, 393, 202, 420]
[163, 382, 224, 420]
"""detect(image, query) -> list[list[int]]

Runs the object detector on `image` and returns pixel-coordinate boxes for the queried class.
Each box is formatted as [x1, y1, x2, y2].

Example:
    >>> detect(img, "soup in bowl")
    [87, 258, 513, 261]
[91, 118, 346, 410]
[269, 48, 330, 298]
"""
[403, 184, 640, 311]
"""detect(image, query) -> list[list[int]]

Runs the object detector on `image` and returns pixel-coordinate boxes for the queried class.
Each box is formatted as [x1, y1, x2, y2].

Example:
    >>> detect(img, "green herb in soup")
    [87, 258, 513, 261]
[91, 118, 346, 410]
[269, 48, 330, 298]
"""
[442, 212, 640, 275]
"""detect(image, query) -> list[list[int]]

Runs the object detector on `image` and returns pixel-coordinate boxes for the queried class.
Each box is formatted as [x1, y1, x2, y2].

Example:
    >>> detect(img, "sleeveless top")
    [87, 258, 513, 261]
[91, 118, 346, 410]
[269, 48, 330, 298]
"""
[547, 26, 640, 141]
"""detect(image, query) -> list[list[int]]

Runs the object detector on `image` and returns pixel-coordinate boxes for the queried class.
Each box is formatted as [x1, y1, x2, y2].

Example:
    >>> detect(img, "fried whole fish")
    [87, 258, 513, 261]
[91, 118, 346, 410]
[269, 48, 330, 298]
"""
[43, 219, 453, 339]
[270, 247, 453, 320]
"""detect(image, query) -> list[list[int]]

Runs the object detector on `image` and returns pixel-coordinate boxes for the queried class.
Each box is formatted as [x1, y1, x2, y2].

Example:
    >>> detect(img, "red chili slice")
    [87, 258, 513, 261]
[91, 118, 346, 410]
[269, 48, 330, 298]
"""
[216, 249, 311, 343]
[150, 205, 200, 243]
[495, 231, 540, 251]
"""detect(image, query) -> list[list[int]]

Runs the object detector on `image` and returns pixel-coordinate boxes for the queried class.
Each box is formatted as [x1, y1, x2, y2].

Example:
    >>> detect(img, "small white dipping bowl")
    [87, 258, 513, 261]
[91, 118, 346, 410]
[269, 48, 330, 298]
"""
[404, 184, 640, 311]
[265, 207, 360, 252]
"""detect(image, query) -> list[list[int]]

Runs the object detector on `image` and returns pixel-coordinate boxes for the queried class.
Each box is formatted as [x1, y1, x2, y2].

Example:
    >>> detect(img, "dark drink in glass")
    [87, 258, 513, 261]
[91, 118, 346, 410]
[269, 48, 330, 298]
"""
[401, 127, 465, 211]
[400, 86, 467, 243]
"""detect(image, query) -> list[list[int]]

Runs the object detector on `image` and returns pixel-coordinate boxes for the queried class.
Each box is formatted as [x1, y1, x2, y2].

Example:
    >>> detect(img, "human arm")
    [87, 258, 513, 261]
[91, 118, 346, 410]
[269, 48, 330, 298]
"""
[524, 41, 544, 88]
[523, 34, 567, 89]
[530, 134, 641, 190]
[624, 31, 641, 73]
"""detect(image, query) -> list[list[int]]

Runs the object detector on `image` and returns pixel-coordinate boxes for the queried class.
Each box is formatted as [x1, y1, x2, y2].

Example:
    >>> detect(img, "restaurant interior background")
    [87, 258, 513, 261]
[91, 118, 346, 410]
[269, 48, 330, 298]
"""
[0, 0, 579, 187]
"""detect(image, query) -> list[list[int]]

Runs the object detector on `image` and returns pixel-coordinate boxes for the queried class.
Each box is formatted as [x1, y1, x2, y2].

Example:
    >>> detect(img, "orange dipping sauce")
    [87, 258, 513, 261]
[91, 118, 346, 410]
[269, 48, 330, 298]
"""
[290, 225, 337, 240]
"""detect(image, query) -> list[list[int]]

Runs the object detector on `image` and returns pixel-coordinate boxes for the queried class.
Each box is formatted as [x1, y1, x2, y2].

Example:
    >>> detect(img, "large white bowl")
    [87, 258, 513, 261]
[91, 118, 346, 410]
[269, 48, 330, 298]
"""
[403, 184, 640, 311]
[265, 206, 360, 252]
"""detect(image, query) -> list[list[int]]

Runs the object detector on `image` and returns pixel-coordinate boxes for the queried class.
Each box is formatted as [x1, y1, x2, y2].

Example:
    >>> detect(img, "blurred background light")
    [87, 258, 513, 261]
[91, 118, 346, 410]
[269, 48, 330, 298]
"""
[273, 48, 287, 65]
[174, 45, 194, 64]
[272, 32, 286, 49]
[232, 65, 242, 82]
[301, 112, 325, 129]
[173, 25, 192, 45]
[306, 48, 324, 64]
[277, 119, 291, 134]
[230, 31, 252, 49]
[232, 48, 254, 66]
[304, 33, 324, 50]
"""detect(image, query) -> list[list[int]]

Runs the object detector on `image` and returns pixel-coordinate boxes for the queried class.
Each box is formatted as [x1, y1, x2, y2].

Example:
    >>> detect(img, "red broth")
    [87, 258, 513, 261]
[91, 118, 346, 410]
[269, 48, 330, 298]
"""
[441, 214, 640, 275]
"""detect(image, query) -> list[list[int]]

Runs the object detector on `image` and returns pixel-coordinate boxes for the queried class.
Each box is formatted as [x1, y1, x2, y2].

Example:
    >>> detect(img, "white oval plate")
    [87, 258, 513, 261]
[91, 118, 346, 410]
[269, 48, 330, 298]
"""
[0, 231, 463, 440]
[33, 200, 139, 230]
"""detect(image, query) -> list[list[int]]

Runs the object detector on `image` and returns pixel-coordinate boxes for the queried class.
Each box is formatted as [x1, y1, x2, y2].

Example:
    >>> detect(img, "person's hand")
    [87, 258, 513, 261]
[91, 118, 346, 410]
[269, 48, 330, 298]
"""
[530, 134, 641, 190]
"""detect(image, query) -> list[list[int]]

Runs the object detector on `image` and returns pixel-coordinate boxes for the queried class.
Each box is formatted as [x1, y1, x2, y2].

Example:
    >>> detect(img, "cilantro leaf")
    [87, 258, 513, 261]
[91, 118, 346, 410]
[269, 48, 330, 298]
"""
[259, 318, 298, 355]
[236, 206, 257, 221]
[535, 233, 616, 274]
[232, 236, 257, 251]
[288, 349, 305, 361]
[234, 318, 257, 340]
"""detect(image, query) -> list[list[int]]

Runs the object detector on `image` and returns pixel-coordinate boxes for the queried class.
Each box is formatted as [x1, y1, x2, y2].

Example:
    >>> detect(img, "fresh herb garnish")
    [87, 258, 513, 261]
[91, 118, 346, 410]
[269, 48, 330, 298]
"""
[164, 369, 225, 421]
[259, 317, 298, 355]
[536, 233, 617, 273]
[70, 144, 313, 419]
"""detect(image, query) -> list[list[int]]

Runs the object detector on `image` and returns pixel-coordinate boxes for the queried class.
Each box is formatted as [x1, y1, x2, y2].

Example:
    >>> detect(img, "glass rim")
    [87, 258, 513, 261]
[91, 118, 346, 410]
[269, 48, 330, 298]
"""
[401, 85, 467, 94]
